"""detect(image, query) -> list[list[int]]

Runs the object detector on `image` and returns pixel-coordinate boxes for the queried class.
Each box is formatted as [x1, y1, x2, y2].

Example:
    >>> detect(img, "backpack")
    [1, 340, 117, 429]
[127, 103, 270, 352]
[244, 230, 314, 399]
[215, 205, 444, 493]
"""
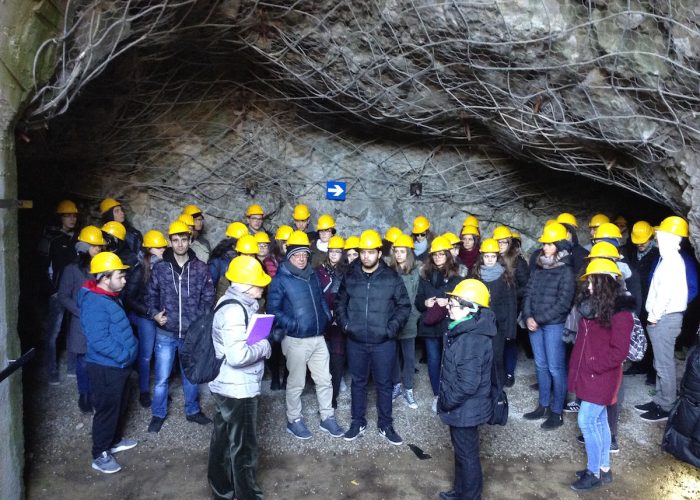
[626, 313, 647, 362]
[179, 298, 247, 384]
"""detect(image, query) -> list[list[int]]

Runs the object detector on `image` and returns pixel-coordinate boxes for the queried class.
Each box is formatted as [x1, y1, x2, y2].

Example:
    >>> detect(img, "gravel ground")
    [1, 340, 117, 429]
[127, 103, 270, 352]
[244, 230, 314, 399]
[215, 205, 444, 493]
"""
[24, 350, 700, 498]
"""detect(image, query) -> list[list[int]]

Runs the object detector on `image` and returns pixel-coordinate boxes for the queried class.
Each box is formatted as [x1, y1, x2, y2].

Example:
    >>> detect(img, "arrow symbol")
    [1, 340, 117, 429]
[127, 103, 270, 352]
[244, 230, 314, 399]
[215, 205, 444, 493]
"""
[328, 184, 344, 197]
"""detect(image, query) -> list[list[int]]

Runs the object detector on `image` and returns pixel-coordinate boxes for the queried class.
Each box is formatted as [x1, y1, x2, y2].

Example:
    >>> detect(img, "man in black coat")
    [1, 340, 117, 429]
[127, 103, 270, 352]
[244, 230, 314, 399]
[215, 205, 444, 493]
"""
[335, 230, 411, 445]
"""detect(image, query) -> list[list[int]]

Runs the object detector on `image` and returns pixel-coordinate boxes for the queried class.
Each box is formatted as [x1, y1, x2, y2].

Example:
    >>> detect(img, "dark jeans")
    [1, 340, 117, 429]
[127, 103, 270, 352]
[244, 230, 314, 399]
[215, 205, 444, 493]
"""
[328, 348, 346, 408]
[423, 337, 443, 396]
[267, 340, 287, 385]
[129, 313, 157, 394]
[392, 337, 416, 390]
[504, 339, 517, 377]
[44, 294, 65, 376]
[492, 333, 505, 389]
[450, 426, 482, 500]
[347, 338, 396, 429]
[208, 394, 263, 500]
[87, 363, 131, 459]
[75, 353, 90, 395]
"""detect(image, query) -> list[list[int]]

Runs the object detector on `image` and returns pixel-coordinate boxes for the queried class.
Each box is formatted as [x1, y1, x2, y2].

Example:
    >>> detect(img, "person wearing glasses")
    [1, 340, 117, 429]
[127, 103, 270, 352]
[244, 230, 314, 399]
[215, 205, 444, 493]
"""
[411, 215, 435, 262]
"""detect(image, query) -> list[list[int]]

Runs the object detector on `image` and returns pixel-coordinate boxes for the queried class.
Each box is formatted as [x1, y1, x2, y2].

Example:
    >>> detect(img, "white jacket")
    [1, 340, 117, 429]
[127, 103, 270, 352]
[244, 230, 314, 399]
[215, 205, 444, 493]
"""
[645, 233, 687, 324]
[208, 286, 271, 399]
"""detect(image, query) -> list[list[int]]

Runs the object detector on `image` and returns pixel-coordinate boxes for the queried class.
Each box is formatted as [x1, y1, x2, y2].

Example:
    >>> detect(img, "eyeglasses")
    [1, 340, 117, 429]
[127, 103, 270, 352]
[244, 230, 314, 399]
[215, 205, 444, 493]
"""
[432, 251, 447, 258]
[448, 301, 462, 309]
[414, 232, 427, 238]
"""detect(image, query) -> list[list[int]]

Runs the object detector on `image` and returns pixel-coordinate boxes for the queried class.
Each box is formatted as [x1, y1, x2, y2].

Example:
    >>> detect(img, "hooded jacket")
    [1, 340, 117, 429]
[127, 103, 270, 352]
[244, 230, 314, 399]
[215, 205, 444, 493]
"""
[77, 280, 137, 368]
[58, 259, 90, 354]
[522, 248, 576, 326]
[267, 260, 331, 338]
[335, 260, 411, 344]
[438, 308, 496, 427]
[146, 247, 215, 338]
[567, 295, 635, 406]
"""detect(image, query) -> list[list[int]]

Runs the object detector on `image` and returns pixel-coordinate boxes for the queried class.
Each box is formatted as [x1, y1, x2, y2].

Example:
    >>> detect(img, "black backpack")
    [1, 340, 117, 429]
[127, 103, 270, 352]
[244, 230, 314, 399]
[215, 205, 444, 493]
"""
[179, 298, 247, 384]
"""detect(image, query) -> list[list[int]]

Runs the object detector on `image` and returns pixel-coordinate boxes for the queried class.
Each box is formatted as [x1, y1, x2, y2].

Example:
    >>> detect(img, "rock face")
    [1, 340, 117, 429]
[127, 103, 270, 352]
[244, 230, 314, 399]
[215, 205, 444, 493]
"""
[18, 0, 700, 251]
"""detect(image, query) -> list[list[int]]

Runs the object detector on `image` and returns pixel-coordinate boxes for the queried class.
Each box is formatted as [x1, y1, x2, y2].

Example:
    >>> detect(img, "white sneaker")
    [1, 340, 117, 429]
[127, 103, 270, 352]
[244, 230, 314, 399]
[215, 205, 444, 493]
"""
[432, 396, 438, 414]
[404, 389, 418, 409]
[340, 378, 348, 393]
[391, 383, 402, 401]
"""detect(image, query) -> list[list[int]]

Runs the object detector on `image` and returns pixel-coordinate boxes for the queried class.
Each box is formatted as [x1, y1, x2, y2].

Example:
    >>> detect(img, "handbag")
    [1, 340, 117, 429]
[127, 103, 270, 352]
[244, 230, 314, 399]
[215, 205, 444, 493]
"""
[627, 313, 648, 362]
[488, 386, 509, 426]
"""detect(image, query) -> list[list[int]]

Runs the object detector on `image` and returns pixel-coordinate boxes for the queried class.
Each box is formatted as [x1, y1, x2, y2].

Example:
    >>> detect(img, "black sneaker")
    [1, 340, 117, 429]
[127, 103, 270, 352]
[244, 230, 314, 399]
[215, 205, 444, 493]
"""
[529, 382, 539, 391]
[343, 423, 366, 442]
[270, 379, 281, 391]
[610, 438, 619, 454]
[139, 392, 151, 408]
[571, 470, 601, 491]
[378, 425, 403, 446]
[634, 401, 656, 413]
[523, 405, 550, 420]
[186, 412, 212, 425]
[439, 491, 461, 500]
[640, 405, 669, 422]
[78, 394, 93, 414]
[576, 469, 612, 485]
[577, 434, 585, 444]
[541, 412, 563, 430]
[147, 416, 165, 433]
[505, 374, 515, 388]
[645, 376, 655, 386]
[624, 364, 645, 375]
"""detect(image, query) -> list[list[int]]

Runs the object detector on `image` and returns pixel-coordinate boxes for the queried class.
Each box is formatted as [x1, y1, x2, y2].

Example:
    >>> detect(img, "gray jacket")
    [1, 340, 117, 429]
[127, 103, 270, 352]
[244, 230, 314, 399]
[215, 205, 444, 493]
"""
[58, 261, 90, 354]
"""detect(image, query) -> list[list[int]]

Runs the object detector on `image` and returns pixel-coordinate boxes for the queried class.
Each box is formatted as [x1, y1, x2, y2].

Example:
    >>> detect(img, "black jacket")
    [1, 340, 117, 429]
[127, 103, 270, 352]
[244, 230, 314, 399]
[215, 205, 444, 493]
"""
[482, 273, 517, 340]
[513, 255, 529, 308]
[123, 261, 148, 317]
[335, 260, 411, 344]
[415, 270, 463, 338]
[438, 308, 496, 427]
[523, 252, 576, 326]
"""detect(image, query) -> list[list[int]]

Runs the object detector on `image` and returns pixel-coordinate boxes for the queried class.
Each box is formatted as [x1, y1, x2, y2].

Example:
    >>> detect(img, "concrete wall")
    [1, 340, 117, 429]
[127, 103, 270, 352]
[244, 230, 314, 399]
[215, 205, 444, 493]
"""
[0, 1, 62, 498]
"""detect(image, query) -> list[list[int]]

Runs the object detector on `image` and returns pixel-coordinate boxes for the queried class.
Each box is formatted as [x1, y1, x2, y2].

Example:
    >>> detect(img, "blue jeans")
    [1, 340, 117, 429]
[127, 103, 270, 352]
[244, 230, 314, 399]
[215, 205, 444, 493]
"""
[529, 323, 567, 413]
[44, 294, 65, 376]
[130, 313, 157, 394]
[424, 337, 443, 396]
[152, 332, 201, 418]
[346, 338, 396, 429]
[578, 401, 611, 473]
[75, 354, 90, 395]
[392, 337, 415, 390]
[450, 426, 482, 499]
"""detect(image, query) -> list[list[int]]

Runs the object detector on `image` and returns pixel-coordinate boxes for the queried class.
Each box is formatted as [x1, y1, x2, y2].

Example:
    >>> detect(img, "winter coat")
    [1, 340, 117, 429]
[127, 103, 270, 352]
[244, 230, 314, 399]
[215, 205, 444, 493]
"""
[145, 248, 215, 338]
[38, 227, 77, 295]
[415, 270, 463, 338]
[628, 246, 659, 306]
[335, 260, 411, 344]
[513, 255, 529, 308]
[190, 238, 210, 264]
[438, 308, 496, 427]
[567, 295, 634, 406]
[123, 255, 162, 317]
[209, 286, 272, 399]
[481, 270, 517, 341]
[267, 261, 331, 339]
[209, 249, 235, 288]
[77, 280, 137, 369]
[124, 223, 143, 259]
[316, 263, 346, 355]
[522, 251, 576, 326]
[648, 249, 699, 305]
[397, 264, 421, 339]
[663, 345, 700, 468]
[58, 261, 90, 354]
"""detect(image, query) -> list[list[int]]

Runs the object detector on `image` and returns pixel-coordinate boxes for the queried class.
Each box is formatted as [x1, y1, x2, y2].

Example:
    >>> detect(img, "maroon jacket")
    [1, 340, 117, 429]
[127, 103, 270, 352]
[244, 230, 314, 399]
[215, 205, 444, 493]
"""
[568, 295, 635, 406]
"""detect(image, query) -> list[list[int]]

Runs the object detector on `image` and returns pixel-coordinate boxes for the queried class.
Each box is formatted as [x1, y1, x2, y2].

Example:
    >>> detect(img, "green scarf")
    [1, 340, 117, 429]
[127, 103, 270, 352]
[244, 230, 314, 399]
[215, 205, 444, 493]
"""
[448, 315, 473, 330]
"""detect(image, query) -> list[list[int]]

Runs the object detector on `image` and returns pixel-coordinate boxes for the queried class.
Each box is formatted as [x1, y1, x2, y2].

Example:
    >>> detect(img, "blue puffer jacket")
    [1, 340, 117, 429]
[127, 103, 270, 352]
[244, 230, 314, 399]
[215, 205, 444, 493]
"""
[77, 280, 137, 369]
[267, 260, 331, 338]
[146, 248, 215, 338]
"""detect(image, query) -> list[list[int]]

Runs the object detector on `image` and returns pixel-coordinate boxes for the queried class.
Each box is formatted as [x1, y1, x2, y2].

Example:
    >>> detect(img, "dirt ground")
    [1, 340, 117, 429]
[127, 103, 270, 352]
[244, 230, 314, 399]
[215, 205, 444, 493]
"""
[23, 352, 700, 499]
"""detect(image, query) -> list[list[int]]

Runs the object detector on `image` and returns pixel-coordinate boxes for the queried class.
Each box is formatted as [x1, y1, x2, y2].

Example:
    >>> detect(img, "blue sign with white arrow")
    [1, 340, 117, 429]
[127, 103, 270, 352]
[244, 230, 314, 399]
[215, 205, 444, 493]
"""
[326, 181, 346, 201]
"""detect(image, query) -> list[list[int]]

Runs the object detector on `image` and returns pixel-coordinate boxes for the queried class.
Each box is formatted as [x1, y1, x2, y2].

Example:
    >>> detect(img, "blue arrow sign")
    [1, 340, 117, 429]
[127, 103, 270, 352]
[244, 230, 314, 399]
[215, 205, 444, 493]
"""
[326, 181, 346, 201]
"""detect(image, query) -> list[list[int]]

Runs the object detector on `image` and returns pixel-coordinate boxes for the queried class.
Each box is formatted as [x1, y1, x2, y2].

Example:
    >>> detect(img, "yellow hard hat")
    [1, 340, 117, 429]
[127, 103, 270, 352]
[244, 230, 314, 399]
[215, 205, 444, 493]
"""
[78, 226, 106, 246]
[56, 200, 79, 214]
[393, 233, 414, 249]
[544, 219, 557, 227]
[587, 242, 620, 260]
[344, 235, 360, 250]
[90, 252, 129, 275]
[538, 222, 567, 243]
[461, 225, 479, 236]
[225, 255, 271, 287]
[143, 230, 168, 248]
[594, 222, 622, 240]
[556, 213, 578, 228]
[589, 213, 610, 228]
[492, 226, 513, 241]
[384, 227, 402, 243]
[178, 213, 195, 227]
[99, 198, 121, 214]
[274, 225, 294, 241]
[102, 221, 126, 241]
[246, 204, 264, 216]
[358, 229, 382, 249]
[511, 231, 521, 240]
[442, 232, 461, 245]
[430, 236, 452, 253]
[168, 220, 191, 236]
[236, 235, 259, 255]
[463, 215, 479, 228]
[631, 221, 654, 244]
[479, 238, 500, 253]
[293, 204, 311, 221]
[581, 258, 621, 280]
[287, 230, 311, 247]
[447, 279, 490, 307]
[182, 204, 203, 216]
[655, 216, 689, 238]
[316, 214, 336, 231]
[328, 235, 345, 249]
[412, 216, 430, 234]
[225, 222, 249, 239]
[254, 231, 271, 244]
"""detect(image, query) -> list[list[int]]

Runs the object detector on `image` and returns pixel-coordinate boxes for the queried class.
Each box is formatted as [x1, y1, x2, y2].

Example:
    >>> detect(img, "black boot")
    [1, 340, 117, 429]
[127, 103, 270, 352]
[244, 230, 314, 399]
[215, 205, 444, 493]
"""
[523, 405, 550, 420]
[541, 412, 563, 430]
[78, 393, 93, 414]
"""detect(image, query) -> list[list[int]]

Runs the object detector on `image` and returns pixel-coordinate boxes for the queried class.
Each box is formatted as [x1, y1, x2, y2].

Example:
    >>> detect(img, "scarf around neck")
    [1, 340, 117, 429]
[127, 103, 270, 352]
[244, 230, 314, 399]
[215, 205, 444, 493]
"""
[480, 263, 504, 282]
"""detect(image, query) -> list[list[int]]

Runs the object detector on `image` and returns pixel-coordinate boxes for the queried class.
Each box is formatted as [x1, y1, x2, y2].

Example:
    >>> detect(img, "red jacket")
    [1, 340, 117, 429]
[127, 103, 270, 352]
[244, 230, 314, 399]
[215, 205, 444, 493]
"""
[567, 296, 634, 406]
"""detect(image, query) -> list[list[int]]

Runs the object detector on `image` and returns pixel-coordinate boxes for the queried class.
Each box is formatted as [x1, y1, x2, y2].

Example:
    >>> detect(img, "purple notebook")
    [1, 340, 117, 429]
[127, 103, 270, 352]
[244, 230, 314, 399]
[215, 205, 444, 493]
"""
[246, 314, 275, 345]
